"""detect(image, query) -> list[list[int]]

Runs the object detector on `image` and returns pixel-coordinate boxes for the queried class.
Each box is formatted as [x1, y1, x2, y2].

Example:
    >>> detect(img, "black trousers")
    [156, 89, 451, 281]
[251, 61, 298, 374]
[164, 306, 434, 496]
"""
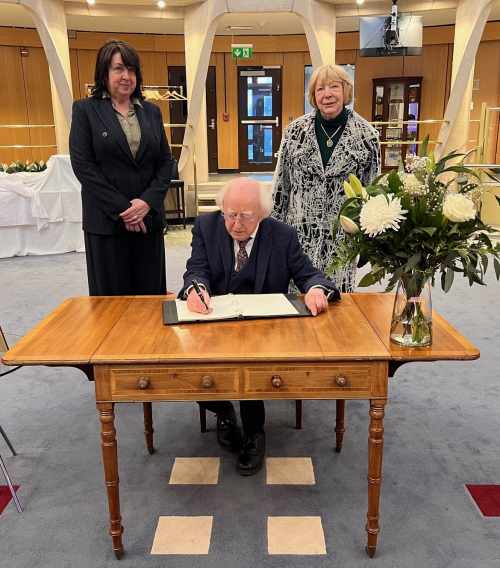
[199, 401, 265, 436]
[84, 231, 167, 296]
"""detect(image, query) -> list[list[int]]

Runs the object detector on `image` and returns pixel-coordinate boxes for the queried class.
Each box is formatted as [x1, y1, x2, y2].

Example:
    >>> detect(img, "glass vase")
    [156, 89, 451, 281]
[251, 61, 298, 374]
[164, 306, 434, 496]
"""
[390, 272, 432, 347]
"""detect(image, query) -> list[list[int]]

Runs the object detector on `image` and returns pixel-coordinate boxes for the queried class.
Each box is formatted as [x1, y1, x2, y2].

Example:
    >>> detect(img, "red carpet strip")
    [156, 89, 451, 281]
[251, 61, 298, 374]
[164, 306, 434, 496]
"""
[0, 485, 20, 514]
[466, 485, 500, 517]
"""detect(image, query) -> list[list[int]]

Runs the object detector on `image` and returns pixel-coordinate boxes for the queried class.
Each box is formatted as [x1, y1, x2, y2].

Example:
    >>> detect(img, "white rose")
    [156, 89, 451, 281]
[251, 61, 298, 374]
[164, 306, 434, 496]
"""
[443, 193, 476, 223]
[340, 215, 359, 234]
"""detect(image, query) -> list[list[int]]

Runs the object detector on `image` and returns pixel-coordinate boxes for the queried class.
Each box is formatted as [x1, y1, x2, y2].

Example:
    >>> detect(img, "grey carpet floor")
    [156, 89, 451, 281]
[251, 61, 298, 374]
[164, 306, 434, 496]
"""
[1, 229, 499, 568]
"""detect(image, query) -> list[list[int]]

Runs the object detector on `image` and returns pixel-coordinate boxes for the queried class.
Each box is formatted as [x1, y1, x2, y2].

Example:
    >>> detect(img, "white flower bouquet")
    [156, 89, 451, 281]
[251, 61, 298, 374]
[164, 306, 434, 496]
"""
[329, 140, 500, 346]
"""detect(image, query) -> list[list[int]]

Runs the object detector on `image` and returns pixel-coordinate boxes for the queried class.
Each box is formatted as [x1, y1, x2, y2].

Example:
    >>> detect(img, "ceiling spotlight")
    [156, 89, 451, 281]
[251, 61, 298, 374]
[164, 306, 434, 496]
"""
[86, 0, 96, 5]
[157, 0, 166, 8]
[356, 0, 365, 5]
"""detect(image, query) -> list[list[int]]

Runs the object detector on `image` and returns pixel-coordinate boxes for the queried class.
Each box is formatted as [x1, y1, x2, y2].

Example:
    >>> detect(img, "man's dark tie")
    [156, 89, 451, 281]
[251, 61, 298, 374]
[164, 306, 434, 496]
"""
[235, 238, 251, 272]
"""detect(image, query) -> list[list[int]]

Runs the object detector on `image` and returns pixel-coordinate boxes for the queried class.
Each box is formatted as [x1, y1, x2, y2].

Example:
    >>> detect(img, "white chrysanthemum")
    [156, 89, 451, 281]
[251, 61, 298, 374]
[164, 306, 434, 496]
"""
[360, 194, 408, 237]
[402, 173, 427, 196]
[443, 193, 476, 223]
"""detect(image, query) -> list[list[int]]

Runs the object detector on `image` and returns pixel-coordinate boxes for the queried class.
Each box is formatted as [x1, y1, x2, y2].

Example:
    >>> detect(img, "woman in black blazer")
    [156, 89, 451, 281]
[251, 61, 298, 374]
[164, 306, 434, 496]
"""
[69, 40, 173, 295]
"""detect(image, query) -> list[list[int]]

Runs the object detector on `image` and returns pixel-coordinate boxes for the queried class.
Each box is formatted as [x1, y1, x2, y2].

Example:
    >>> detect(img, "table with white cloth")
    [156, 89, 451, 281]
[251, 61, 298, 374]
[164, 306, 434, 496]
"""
[0, 155, 84, 259]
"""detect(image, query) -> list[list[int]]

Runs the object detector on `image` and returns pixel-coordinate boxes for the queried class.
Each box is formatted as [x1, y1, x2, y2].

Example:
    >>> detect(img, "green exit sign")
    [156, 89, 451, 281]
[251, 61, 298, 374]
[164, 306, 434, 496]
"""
[231, 44, 253, 59]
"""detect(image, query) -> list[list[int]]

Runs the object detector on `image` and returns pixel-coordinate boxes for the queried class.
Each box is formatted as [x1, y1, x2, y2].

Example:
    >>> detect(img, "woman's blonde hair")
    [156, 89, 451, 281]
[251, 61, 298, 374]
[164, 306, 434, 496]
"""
[307, 64, 353, 108]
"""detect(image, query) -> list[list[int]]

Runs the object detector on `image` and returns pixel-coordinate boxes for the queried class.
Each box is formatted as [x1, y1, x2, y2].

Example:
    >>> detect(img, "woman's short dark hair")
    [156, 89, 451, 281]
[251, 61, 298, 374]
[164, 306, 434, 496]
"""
[91, 40, 143, 99]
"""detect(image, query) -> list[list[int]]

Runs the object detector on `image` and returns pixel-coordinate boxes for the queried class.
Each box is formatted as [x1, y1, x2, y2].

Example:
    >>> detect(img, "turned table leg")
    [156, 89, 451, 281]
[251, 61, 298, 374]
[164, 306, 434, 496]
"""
[143, 402, 155, 454]
[97, 402, 124, 559]
[335, 400, 346, 452]
[366, 398, 387, 558]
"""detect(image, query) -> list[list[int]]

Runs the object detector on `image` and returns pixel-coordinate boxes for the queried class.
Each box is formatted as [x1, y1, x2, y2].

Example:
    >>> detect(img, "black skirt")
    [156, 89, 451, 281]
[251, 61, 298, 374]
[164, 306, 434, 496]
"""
[84, 230, 167, 296]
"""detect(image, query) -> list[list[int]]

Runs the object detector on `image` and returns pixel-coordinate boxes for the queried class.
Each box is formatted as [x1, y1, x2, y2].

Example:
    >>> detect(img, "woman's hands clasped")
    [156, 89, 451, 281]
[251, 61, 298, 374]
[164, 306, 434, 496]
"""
[120, 198, 150, 233]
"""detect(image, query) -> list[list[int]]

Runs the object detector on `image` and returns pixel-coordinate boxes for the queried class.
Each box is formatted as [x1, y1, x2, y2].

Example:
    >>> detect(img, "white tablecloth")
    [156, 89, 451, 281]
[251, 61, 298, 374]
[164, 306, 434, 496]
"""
[0, 155, 85, 258]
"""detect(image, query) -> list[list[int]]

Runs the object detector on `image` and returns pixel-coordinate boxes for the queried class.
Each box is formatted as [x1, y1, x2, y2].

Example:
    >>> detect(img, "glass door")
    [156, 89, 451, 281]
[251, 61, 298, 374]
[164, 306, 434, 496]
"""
[238, 68, 282, 172]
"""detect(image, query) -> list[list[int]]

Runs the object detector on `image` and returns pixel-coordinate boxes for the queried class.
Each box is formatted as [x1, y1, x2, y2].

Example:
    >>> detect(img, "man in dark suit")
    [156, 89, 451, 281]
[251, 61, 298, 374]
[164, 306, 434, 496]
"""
[179, 177, 340, 475]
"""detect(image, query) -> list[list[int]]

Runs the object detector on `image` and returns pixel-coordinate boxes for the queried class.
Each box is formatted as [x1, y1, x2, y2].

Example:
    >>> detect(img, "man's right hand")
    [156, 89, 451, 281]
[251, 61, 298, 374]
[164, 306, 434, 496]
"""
[186, 288, 212, 314]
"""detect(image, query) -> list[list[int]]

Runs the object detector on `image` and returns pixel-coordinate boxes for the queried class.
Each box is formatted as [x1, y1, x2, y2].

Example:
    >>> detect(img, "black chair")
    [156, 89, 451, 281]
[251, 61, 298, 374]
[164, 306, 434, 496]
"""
[164, 159, 186, 229]
[1, 326, 23, 513]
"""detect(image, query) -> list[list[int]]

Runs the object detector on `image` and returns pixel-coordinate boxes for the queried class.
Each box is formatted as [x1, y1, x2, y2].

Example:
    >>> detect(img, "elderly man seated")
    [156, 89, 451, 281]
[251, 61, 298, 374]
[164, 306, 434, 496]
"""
[179, 177, 340, 476]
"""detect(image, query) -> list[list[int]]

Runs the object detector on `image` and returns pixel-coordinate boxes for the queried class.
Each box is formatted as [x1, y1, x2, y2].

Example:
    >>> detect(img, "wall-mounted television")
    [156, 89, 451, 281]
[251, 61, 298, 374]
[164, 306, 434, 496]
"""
[360, 15, 423, 57]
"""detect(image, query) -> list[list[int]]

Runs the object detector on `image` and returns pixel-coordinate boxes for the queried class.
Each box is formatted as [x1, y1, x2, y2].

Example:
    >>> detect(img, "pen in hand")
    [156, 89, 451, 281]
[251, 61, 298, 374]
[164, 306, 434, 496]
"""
[191, 280, 210, 313]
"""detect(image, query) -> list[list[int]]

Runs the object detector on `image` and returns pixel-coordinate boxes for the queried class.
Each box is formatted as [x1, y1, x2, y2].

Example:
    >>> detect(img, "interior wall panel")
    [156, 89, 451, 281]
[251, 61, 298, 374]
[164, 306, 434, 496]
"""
[21, 47, 56, 162]
[0, 46, 31, 163]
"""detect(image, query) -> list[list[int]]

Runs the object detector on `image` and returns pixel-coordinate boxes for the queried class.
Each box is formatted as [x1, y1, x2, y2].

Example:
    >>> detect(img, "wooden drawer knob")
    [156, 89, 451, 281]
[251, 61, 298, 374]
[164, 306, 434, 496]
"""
[271, 375, 283, 388]
[335, 376, 347, 387]
[137, 376, 150, 390]
[201, 375, 214, 388]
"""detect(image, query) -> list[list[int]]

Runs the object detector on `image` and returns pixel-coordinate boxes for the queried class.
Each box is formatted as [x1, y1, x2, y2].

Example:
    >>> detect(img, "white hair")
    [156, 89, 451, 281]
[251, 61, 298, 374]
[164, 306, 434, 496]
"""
[215, 178, 273, 217]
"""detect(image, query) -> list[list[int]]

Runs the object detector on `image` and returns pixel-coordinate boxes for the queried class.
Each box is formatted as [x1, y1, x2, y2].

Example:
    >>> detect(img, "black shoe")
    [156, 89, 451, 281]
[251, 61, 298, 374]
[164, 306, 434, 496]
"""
[216, 408, 242, 452]
[237, 431, 266, 476]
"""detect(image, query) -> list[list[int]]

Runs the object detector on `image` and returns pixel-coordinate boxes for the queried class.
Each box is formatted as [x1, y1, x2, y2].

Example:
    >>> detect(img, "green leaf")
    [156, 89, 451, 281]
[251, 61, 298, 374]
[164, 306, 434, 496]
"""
[405, 253, 421, 270]
[443, 268, 454, 292]
[494, 258, 500, 280]
[422, 227, 437, 237]
[358, 270, 385, 287]
[418, 134, 429, 157]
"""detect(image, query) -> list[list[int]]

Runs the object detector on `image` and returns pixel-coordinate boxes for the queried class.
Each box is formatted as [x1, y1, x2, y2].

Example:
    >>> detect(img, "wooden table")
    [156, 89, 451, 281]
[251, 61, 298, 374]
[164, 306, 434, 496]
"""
[3, 293, 479, 559]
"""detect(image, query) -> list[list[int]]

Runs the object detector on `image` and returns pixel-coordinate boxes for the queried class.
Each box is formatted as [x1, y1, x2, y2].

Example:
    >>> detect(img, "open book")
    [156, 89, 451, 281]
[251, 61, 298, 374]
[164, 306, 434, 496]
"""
[163, 293, 311, 325]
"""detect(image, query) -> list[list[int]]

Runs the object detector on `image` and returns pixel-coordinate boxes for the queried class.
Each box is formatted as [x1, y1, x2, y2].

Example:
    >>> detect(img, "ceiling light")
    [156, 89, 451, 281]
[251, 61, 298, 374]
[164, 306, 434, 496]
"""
[86, 0, 96, 5]
[157, 0, 166, 8]
[356, 0, 365, 5]
[226, 26, 254, 31]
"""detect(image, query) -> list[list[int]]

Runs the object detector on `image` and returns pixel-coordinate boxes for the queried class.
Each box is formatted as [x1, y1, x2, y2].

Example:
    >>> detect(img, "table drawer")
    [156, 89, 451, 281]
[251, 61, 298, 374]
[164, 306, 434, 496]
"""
[243, 364, 375, 398]
[110, 366, 240, 399]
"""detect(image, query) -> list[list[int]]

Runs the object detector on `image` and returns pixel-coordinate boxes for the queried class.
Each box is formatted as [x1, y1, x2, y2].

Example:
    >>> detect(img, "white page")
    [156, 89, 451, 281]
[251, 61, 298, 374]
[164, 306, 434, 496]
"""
[175, 295, 239, 322]
[234, 293, 299, 317]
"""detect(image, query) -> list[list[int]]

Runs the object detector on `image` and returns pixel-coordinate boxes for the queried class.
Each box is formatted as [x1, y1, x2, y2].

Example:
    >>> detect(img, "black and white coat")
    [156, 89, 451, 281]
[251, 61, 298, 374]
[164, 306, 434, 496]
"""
[272, 109, 380, 291]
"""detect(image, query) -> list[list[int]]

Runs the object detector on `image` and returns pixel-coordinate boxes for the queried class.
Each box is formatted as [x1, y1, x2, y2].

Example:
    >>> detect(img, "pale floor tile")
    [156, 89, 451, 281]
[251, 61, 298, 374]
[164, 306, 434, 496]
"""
[267, 516, 327, 555]
[266, 457, 315, 485]
[151, 516, 213, 555]
[169, 457, 220, 485]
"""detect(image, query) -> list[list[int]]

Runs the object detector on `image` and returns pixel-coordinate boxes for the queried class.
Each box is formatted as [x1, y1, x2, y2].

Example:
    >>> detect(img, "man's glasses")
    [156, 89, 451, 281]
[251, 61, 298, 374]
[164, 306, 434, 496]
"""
[222, 211, 256, 223]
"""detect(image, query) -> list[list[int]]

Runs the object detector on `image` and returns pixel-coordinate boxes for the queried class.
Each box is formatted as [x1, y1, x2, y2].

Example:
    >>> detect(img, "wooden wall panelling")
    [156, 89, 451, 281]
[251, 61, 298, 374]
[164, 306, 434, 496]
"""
[166, 52, 185, 65]
[76, 49, 98, 98]
[70, 48, 81, 100]
[70, 31, 156, 52]
[139, 50, 170, 134]
[0, 27, 41, 48]
[140, 51, 177, 211]
[336, 50, 356, 65]
[216, 53, 238, 169]
[212, 35, 307, 53]
[21, 47, 56, 161]
[282, 52, 306, 129]
[353, 52, 404, 121]
[472, 40, 500, 162]
[234, 52, 283, 67]
[403, 44, 449, 148]
[0, 46, 30, 163]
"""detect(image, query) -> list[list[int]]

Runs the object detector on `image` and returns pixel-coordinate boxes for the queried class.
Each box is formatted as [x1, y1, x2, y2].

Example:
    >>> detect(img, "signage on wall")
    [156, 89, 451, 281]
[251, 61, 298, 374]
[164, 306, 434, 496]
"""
[231, 44, 253, 59]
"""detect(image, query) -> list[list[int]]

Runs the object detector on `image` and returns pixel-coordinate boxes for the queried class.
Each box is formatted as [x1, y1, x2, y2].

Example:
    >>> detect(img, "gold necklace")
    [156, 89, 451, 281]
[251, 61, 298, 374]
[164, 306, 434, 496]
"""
[320, 123, 342, 148]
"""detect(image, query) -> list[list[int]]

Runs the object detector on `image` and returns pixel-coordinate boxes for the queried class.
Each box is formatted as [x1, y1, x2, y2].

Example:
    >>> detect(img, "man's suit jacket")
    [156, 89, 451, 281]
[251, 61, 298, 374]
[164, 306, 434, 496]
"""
[69, 96, 173, 235]
[179, 212, 340, 300]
